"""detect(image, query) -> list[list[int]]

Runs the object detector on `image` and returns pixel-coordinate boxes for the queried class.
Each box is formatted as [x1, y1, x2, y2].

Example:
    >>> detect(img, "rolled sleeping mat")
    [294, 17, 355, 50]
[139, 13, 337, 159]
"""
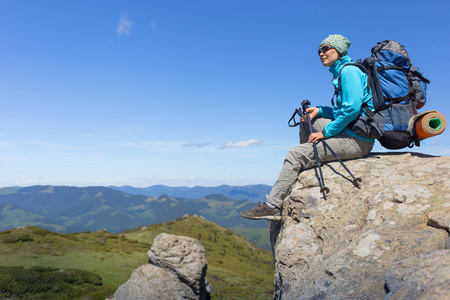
[408, 110, 447, 140]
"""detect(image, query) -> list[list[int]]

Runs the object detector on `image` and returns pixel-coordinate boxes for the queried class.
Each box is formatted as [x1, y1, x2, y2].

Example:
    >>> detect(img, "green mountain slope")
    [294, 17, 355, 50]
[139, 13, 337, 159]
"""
[0, 203, 67, 232]
[0, 216, 274, 299]
[0, 185, 270, 249]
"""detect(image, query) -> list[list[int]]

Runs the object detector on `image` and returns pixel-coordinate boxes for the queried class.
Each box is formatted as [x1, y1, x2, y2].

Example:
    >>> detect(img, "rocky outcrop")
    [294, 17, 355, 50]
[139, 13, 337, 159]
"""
[384, 250, 450, 299]
[110, 233, 211, 300]
[270, 152, 450, 299]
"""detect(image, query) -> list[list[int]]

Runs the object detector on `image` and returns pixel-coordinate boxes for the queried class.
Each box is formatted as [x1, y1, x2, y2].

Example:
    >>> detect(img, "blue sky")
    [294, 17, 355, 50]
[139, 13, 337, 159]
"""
[1, 0, 449, 188]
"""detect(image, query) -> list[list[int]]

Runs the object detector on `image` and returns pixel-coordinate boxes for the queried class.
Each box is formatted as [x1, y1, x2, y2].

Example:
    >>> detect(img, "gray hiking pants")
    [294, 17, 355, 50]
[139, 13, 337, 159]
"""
[266, 117, 374, 209]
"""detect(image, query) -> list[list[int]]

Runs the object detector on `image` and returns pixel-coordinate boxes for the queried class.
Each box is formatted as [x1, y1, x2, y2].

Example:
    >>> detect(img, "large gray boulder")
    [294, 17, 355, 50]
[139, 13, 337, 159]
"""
[111, 233, 211, 300]
[270, 152, 450, 299]
[385, 250, 450, 299]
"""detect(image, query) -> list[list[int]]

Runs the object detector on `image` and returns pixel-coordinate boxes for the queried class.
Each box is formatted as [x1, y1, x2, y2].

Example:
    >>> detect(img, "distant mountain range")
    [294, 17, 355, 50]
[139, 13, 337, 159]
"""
[0, 185, 270, 247]
[108, 184, 272, 202]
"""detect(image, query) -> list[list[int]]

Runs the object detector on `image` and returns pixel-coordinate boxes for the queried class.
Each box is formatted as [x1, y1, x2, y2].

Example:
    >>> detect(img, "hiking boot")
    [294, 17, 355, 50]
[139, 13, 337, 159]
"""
[240, 201, 281, 221]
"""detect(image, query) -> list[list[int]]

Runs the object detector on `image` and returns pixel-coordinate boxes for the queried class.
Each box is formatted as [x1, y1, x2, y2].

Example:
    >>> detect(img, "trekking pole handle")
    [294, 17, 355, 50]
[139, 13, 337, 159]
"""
[301, 99, 311, 113]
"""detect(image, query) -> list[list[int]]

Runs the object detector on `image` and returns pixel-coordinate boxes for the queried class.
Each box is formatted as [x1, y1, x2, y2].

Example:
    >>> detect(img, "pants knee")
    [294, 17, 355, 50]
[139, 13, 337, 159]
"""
[285, 148, 297, 164]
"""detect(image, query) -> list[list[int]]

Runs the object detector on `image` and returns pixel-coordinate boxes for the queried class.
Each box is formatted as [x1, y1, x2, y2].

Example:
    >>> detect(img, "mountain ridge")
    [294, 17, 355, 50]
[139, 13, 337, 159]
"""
[108, 184, 272, 202]
[0, 185, 271, 248]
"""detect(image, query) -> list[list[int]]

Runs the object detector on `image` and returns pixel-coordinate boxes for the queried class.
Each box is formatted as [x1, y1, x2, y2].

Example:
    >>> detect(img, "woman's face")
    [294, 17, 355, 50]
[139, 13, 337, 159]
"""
[319, 45, 340, 67]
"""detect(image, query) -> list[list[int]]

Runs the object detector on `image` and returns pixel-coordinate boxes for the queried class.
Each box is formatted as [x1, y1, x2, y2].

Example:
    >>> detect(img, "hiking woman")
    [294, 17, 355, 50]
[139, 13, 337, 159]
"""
[241, 34, 375, 221]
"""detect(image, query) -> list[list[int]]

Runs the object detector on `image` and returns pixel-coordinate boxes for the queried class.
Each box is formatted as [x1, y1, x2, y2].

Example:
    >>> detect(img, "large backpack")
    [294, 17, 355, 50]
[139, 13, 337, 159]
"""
[336, 40, 431, 149]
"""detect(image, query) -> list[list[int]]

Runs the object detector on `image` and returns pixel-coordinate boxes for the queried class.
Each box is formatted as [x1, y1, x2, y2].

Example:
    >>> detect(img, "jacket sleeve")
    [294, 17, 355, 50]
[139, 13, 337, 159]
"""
[317, 105, 334, 119]
[322, 67, 364, 138]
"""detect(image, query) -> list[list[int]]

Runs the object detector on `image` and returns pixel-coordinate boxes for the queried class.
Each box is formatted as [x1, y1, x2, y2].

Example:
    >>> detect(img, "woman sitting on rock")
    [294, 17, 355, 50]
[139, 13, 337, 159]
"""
[241, 34, 375, 221]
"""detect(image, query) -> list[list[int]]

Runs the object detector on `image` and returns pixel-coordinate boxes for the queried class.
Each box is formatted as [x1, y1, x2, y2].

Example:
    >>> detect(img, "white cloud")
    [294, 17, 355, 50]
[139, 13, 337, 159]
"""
[116, 12, 134, 36]
[218, 139, 263, 149]
[183, 143, 210, 148]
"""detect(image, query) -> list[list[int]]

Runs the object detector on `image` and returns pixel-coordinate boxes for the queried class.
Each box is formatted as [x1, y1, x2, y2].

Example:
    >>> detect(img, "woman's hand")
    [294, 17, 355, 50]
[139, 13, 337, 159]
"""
[301, 106, 324, 143]
[301, 107, 319, 122]
[308, 131, 325, 143]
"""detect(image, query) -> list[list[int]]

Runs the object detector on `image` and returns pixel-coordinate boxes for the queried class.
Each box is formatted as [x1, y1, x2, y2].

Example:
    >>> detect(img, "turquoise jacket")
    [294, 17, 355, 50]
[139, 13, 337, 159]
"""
[318, 56, 375, 143]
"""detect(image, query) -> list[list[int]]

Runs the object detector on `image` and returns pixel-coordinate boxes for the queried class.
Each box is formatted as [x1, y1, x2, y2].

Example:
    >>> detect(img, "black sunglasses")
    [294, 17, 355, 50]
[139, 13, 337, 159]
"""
[318, 45, 334, 55]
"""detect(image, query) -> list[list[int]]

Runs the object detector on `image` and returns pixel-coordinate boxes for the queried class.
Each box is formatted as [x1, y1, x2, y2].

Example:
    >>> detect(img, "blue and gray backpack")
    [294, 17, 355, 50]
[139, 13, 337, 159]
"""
[336, 40, 431, 149]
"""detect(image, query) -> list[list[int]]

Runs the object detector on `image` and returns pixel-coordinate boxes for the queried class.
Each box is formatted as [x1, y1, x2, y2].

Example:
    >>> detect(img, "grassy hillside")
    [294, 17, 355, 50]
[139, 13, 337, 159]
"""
[0, 215, 274, 299]
[229, 227, 272, 250]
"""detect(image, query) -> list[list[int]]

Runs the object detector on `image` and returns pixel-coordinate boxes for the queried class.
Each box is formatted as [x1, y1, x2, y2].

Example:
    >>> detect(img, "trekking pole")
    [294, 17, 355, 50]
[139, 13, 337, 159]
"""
[300, 100, 330, 199]
[301, 100, 362, 188]
[320, 140, 362, 187]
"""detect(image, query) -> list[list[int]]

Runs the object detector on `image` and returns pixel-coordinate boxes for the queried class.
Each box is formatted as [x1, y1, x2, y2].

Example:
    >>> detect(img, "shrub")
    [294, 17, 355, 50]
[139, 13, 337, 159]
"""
[0, 265, 109, 299]
[1, 233, 34, 243]
[31, 227, 50, 236]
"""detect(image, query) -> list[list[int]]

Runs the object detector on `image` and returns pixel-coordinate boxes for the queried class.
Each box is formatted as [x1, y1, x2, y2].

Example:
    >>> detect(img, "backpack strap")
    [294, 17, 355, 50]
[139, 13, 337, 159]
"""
[332, 63, 371, 107]
[361, 102, 375, 118]
[409, 67, 431, 84]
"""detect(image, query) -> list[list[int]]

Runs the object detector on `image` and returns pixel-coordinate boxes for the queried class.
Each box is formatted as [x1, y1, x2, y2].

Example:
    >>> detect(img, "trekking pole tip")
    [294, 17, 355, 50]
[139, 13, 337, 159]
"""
[320, 187, 330, 194]
[352, 177, 362, 187]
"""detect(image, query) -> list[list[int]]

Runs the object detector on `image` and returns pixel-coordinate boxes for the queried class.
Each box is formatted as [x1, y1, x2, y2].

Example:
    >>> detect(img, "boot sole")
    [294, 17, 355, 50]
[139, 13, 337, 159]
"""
[240, 213, 282, 221]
